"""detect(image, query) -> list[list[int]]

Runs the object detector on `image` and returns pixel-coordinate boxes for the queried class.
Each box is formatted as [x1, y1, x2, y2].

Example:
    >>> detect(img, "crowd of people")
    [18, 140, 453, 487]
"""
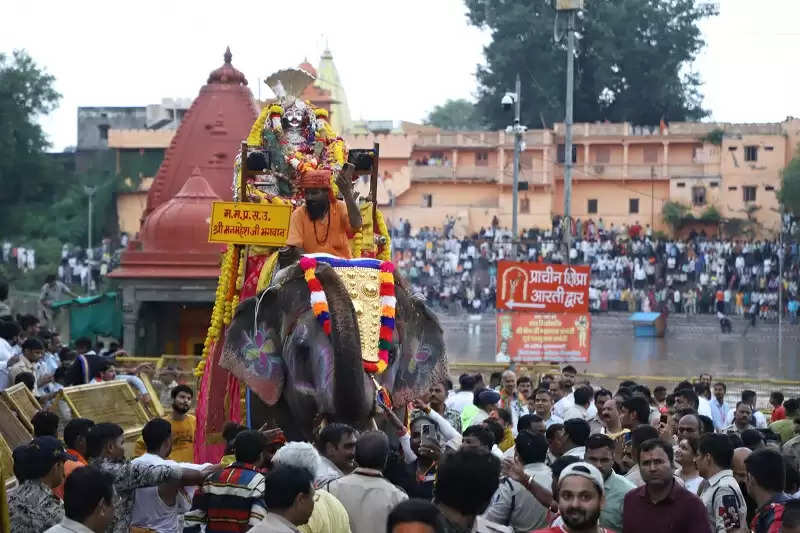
[389, 215, 800, 325]
[6, 358, 800, 532]
[1, 236, 128, 295]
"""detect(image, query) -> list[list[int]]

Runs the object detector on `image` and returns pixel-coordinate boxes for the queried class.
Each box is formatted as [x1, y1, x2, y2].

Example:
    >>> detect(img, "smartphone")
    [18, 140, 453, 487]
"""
[421, 423, 436, 446]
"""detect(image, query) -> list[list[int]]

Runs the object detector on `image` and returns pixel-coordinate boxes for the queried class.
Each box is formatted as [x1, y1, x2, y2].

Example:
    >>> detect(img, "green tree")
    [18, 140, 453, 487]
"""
[425, 99, 485, 130]
[465, 0, 716, 129]
[779, 147, 800, 215]
[0, 50, 61, 205]
[662, 201, 691, 232]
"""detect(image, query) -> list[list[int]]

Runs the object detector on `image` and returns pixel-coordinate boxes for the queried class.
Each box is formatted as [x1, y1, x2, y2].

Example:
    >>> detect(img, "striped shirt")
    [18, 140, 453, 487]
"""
[183, 462, 267, 533]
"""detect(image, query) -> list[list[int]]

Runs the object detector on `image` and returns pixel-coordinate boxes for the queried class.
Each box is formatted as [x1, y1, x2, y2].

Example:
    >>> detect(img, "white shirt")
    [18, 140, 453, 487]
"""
[446, 390, 474, 413]
[44, 518, 95, 533]
[723, 408, 767, 429]
[553, 394, 574, 419]
[0, 337, 14, 390]
[563, 446, 585, 459]
[561, 404, 592, 422]
[697, 396, 713, 419]
[524, 462, 553, 491]
[131, 453, 207, 533]
[543, 414, 564, 428]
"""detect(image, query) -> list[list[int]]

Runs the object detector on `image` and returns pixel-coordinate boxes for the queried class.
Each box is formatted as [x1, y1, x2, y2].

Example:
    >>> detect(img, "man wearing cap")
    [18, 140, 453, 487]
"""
[465, 388, 501, 428]
[8, 436, 74, 532]
[532, 462, 612, 533]
[286, 165, 361, 258]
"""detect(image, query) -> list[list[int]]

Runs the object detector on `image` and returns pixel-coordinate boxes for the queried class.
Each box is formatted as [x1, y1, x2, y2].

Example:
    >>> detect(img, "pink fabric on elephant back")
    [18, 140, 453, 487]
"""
[193, 252, 269, 462]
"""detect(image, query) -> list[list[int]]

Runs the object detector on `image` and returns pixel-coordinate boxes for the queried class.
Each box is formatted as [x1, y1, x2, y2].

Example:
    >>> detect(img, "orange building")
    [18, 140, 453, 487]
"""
[375, 118, 800, 237]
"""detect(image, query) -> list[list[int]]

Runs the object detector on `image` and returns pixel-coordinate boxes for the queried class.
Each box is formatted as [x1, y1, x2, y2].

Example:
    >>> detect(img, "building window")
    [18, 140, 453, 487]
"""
[765, 146, 774, 152]
[710, 182, 719, 188]
[728, 186, 738, 191]
[476, 151, 489, 167]
[692, 186, 706, 206]
[743, 186, 757, 202]
[643, 145, 659, 163]
[676, 182, 686, 188]
[765, 185, 775, 191]
[520, 197, 530, 214]
[728, 146, 738, 151]
[557, 144, 577, 163]
[587, 199, 598, 214]
[629, 198, 639, 214]
[744, 146, 758, 162]
[423, 194, 433, 208]
[98, 124, 110, 140]
[594, 146, 610, 164]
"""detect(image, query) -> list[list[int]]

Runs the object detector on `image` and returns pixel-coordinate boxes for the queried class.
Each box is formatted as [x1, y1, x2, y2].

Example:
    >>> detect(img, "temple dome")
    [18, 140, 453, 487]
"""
[207, 46, 248, 86]
[139, 170, 221, 254]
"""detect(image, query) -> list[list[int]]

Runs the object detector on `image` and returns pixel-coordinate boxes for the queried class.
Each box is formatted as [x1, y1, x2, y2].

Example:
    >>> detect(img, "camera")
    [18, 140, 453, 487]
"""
[347, 149, 375, 173]
[245, 150, 271, 173]
[501, 93, 515, 112]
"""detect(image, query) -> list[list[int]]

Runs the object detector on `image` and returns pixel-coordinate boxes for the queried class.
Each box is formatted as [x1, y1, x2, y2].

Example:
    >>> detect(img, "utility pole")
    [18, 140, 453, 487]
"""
[562, 9, 576, 262]
[512, 74, 522, 255]
[779, 205, 784, 366]
[84, 185, 96, 258]
[651, 166, 655, 230]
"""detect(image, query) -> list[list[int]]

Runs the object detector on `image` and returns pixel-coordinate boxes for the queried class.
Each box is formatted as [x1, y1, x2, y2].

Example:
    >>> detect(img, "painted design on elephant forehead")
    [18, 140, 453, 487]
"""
[242, 329, 282, 375]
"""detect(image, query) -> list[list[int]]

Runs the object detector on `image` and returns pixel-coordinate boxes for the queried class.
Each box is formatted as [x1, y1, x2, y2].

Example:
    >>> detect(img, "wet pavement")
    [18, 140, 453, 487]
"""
[439, 312, 800, 380]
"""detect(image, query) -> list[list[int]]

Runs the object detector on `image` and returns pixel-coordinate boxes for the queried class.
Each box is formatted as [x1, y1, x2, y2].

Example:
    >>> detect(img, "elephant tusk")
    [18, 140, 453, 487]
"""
[369, 417, 378, 430]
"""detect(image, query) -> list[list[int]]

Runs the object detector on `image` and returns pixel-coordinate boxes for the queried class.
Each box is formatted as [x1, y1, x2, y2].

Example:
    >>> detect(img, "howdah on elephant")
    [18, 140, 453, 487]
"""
[220, 259, 447, 441]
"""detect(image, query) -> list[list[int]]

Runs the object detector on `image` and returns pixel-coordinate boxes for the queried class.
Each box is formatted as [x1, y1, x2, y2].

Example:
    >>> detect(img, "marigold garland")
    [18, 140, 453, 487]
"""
[246, 107, 270, 147]
[198, 244, 237, 375]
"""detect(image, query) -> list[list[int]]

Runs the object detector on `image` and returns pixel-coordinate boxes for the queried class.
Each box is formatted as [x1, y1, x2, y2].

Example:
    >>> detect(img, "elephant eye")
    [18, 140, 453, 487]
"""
[388, 344, 398, 366]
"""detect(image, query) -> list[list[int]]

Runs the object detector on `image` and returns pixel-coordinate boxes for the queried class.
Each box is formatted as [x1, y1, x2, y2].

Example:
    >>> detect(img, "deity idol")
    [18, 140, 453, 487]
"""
[235, 67, 346, 202]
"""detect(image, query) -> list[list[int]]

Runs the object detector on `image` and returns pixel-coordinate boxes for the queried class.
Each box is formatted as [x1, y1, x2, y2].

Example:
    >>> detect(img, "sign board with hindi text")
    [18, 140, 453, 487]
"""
[208, 201, 292, 247]
[497, 312, 591, 363]
[496, 261, 590, 313]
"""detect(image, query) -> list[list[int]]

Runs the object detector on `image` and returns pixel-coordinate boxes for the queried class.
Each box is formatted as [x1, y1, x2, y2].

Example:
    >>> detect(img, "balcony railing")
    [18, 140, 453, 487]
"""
[415, 131, 501, 148]
[410, 165, 499, 181]
[411, 166, 455, 179]
[668, 164, 711, 178]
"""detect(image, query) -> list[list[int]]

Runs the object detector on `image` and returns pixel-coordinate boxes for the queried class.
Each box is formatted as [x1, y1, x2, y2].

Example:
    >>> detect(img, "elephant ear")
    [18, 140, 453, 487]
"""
[390, 277, 447, 405]
[220, 291, 286, 406]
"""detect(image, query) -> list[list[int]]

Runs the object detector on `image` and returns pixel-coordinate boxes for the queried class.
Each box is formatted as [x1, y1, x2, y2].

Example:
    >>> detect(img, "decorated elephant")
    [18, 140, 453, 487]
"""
[220, 257, 447, 441]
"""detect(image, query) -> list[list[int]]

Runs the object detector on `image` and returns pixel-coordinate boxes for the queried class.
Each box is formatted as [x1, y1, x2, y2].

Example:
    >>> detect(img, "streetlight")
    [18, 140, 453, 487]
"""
[84, 185, 96, 259]
[503, 74, 527, 257]
[557, 0, 582, 263]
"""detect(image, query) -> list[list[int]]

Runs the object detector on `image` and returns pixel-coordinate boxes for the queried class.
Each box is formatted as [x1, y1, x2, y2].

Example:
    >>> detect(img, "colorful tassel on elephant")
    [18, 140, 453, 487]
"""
[299, 257, 331, 335]
[374, 261, 396, 374]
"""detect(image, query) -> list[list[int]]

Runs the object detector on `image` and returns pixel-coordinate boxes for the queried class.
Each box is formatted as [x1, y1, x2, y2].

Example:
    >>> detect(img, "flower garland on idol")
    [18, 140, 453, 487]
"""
[298, 256, 395, 375]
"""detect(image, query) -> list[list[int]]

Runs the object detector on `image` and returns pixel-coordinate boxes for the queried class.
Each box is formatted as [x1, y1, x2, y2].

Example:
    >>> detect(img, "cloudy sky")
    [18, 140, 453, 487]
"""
[3, 0, 799, 151]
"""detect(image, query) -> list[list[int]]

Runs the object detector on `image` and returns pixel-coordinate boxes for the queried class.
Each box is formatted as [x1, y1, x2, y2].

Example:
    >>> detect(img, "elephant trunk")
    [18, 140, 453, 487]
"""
[317, 267, 372, 426]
